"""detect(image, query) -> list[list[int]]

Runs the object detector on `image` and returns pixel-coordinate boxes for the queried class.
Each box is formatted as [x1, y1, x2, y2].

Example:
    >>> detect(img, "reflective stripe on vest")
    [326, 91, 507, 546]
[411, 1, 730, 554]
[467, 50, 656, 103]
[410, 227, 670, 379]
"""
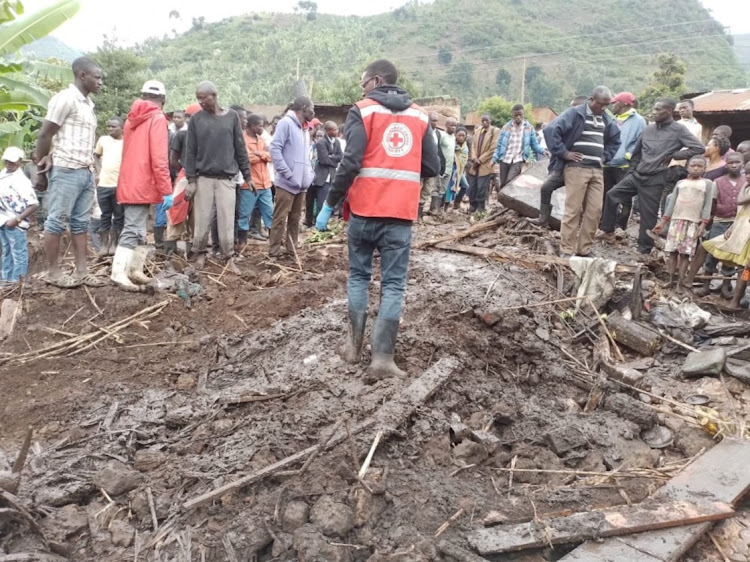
[347, 98, 428, 221]
[358, 167, 421, 183]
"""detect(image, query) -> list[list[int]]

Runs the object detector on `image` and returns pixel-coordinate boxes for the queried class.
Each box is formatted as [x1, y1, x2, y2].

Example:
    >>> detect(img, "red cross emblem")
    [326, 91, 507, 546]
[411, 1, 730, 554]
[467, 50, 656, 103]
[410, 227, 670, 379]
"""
[389, 132, 405, 148]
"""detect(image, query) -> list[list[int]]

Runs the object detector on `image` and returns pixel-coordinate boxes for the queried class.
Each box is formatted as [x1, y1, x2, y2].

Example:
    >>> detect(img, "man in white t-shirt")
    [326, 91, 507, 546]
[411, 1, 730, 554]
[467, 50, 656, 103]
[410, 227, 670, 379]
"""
[94, 116, 124, 256]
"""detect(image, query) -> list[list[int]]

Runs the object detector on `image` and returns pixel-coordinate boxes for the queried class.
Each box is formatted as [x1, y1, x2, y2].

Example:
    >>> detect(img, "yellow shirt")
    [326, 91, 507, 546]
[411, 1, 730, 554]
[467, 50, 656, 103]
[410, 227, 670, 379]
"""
[94, 135, 123, 188]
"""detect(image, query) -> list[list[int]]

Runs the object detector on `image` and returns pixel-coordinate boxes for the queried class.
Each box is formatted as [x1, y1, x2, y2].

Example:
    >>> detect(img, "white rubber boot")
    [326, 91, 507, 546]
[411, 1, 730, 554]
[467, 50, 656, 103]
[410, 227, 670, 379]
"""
[128, 245, 152, 285]
[111, 246, 139, 291]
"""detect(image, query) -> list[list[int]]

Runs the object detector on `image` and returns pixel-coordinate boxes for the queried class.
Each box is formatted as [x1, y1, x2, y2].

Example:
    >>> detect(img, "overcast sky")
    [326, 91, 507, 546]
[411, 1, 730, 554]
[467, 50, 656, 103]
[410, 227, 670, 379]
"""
[25, 0, 750, 52]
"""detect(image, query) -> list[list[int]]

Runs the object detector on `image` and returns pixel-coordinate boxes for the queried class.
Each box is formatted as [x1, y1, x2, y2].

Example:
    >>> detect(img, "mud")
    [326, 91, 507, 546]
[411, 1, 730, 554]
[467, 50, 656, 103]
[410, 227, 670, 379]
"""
[1, 202, 749, 561]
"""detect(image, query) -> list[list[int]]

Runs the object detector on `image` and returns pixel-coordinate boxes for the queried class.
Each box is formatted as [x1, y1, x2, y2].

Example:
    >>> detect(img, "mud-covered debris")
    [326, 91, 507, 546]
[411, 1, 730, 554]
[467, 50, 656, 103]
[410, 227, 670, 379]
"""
[133, 449, 167, 472]
[46, 504, 88, 538]
[175, 373, 197, 391]
[683, 348, 727, 377]
[92, 462, 142, 497]
[452, 440, 488, 465]
[109, 518, 135, 547]
[293, 524, 354, 562]
[545, 426, 588, 455]
[605, 393, 657, 429]
[310, 495, 355, 538]
[282, 500, 310, 533]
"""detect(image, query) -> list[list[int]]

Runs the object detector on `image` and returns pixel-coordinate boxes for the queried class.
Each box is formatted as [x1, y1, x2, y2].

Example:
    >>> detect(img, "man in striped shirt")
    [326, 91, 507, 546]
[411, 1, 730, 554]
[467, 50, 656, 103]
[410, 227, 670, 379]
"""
[545, 86, 621, 257]
[35, 57, 104, 288]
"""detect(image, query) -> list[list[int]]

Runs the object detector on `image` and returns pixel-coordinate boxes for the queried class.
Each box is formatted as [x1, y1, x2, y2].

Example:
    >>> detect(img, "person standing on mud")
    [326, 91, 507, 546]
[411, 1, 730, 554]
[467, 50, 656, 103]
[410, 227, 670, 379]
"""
[315, 59, 440, 379]
[111, 80, 173, 290]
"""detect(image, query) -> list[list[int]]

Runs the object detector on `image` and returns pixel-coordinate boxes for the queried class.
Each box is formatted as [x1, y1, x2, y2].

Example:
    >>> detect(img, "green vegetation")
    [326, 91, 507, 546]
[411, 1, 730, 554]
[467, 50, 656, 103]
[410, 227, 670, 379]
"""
[0, 0, 79, 152]
[132, 0, 746, 116]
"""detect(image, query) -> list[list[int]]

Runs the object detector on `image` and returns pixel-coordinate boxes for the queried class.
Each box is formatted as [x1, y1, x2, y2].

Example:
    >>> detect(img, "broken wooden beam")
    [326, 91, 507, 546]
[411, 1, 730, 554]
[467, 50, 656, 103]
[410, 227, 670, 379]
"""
[467, 498, 734, 555]
[560, 438, 750, 562]
[183, 357, 459, 510]
[415, 214, 508, 250]
[495, 190, 561, 230]
[605, 313, 661, 356]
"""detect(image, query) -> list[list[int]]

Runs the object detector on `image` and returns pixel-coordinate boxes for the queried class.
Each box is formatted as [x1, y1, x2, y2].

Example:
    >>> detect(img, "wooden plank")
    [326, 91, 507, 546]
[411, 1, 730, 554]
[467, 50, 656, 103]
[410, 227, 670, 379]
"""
[606, 313, 662, 356]
[0, 299, 19, 340]
[183, 357, 458, 510]
[561, 438, 750, 562]
[467, 499, 734, 555]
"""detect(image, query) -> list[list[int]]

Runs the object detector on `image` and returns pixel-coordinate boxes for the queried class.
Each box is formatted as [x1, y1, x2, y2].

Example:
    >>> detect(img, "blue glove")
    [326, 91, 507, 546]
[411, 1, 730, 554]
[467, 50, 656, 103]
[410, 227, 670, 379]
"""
[316, 203, 334, 231]
[162, 194, 174, 210]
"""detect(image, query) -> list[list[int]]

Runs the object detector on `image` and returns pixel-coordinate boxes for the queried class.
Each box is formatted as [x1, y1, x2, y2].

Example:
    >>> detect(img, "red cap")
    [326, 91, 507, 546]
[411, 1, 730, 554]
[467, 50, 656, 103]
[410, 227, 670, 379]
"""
[611, 92, 636, 106]
[185, 103, 202, 115]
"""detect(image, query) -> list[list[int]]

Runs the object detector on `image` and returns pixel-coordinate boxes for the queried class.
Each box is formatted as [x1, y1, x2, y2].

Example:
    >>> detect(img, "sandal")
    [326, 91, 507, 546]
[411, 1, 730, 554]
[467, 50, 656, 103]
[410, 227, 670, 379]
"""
[45, 274, 84, 289]
[74, 274, 107, 288]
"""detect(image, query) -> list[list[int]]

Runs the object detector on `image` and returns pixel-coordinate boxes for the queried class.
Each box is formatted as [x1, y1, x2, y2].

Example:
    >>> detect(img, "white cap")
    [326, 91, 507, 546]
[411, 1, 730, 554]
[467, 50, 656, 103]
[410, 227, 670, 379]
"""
[141, 80, 166, 97]
[1, 146, 24, 163]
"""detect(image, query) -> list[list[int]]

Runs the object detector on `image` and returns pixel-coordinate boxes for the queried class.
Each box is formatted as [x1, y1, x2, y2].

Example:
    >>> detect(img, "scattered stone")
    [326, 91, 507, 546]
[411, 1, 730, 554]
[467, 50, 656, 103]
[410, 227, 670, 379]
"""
[109, 518, 135, 547]
[93, 462, 142, 497]
[49, 504, 88, 537]
[535, 326, 550, 341]
[176, 373, 197, 391]
[134, 449, 167, 472]
[544, 425, 588, 455]
[293, 524, 353, 562]
[452, 440, 488, 465]
[309, 496, 355, 538]
[682, 348, 726, 377]
[165, 405, 195, 428]
[35, 480, 96, 507]
[0, 470, 20, 494]
[673, 426, 717, 457]
[283, 500, 310, 533]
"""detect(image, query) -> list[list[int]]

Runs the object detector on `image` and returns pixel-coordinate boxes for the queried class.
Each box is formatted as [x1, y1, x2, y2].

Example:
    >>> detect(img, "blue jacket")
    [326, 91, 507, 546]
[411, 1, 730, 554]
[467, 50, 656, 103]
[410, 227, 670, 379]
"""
[543, 103, 621, 173]
[608, 109, 647, 168]
[270, 110, 314, 194]
[491, 120, 544, 164]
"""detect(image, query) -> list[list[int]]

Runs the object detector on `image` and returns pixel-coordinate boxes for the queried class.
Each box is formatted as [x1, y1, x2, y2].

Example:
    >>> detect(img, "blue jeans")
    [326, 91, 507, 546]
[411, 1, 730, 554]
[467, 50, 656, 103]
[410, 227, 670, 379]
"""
[154, 202, 168, 228]
[347, 215, 412, 320]
[44, 166, 94, 235]
[0, 226, 29, 282]
[237, 188, 273, 231]
[705, 221, 735, 275]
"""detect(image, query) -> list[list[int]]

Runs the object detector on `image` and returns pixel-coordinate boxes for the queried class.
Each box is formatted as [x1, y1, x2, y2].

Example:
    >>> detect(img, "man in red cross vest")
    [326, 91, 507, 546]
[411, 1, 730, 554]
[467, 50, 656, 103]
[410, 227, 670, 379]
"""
[316, 59, 440, 380]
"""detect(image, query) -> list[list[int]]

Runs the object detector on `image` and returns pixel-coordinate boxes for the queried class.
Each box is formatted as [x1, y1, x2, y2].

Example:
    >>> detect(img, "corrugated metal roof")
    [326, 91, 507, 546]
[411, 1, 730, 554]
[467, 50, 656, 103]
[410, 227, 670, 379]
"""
[692, 89, 750, 112]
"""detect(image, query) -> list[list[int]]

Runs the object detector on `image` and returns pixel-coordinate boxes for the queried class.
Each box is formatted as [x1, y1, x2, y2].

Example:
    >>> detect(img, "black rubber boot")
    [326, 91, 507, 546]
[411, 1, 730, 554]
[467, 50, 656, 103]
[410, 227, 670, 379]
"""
[163, 240, 177, 255]
[531, 203, 552, 227]
[154, 226, 165, 250]
[429, 194, 443, 214]
[236, 229, 248, 246]
[340, 310, 367, 364]
[97, 230, 110, 259]
[367, 317, 406, 380]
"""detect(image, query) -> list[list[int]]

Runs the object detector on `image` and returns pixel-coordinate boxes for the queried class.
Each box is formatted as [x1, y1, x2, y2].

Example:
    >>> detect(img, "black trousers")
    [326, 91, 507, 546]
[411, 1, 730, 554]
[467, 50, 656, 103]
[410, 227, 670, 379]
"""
[539, 171, 565, 207]
[97, 186, 124, 232]
[498, 161, 524, 190]
[601, 170, 667, 253]
[467, 174, 491, 211]
[603, 167, 630, 230]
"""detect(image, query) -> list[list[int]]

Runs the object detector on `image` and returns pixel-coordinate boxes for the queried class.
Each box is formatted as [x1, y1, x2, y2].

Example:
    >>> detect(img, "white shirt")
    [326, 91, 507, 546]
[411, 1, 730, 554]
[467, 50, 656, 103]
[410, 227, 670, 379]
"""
[0, 168, 38, 229]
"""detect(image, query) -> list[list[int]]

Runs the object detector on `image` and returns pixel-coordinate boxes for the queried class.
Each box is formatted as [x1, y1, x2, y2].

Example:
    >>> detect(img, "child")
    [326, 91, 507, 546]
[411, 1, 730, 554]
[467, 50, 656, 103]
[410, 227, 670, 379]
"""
[0, 147, 39, 284]
[652, 155, 716, 291]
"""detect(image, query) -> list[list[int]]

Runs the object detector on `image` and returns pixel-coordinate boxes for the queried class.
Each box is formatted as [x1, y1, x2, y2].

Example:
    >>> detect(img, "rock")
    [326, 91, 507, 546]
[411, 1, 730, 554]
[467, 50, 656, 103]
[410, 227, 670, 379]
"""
[176, 373, 197, 391]
[682, 348, 726, 377]
[293, 524, 353, 562]
[283, 500, 310, 533]
[93, 462, 142, 497]
[35, 480, 95, 507]
[452, 440, 488, 465]
[0, 470, 20, 494]
[605, 393, 657, 429]
[604, 437, 658, 469]
[109, 518, 135, 547]
[545, 425, 588, 455]
[309, 496, 355, 538]
[673, 426, 717, 457]
[165, 406, 194, 428]
[48, 504, 88, 537]
[134, 449, 167, 472]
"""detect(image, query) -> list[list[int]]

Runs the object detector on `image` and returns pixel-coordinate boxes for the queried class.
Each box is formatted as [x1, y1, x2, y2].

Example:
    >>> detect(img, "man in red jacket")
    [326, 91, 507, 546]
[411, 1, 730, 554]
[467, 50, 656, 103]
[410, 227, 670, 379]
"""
[111, 80, 173, 290]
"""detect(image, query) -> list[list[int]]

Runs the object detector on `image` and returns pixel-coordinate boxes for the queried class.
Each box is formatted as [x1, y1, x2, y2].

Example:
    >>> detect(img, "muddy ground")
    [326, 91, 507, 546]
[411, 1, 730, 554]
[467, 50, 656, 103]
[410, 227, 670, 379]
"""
[1, 196, 749, 562]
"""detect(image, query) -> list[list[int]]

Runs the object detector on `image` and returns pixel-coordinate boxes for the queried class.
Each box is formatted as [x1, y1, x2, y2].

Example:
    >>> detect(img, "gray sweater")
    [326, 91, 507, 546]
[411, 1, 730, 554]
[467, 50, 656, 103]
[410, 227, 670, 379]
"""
[184, 109, 250, 182]
[630, 119, 705, 176]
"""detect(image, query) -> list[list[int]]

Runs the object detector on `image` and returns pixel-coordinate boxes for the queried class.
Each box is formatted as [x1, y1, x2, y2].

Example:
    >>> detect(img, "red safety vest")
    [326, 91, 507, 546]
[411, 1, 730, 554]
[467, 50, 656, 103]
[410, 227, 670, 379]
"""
[347, 98, 429, 221]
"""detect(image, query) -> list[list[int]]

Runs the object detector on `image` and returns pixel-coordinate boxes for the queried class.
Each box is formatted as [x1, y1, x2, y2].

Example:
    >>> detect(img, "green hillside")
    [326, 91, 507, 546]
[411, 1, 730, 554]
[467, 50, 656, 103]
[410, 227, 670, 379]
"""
[135, 0, 747, 114]
[734, 33, 750, 74]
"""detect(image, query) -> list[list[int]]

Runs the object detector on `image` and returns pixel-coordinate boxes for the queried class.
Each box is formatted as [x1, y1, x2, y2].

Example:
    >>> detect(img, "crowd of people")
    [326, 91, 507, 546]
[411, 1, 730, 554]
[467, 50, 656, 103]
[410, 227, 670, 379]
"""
[3, 55, 750, 371]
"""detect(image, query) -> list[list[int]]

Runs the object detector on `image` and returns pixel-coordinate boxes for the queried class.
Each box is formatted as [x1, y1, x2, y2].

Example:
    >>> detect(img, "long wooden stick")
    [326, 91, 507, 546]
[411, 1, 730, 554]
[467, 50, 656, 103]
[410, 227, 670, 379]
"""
[588, 297, 625, 362]
[358, 431, 383, 479]
[299, 417, 346, 476]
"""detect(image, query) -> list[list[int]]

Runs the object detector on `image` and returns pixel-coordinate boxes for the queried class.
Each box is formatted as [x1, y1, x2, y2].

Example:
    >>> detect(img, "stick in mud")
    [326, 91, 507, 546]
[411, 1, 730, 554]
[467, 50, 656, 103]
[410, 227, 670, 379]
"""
[358, 430, 383, 479]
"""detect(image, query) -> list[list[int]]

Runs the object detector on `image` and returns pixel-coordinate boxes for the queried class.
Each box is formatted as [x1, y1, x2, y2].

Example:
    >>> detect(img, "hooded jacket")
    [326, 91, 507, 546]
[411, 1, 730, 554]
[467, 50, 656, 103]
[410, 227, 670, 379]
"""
[270, 110, 314, 195]
[326, 85, 440, 217]
[118, 99, 172, 205]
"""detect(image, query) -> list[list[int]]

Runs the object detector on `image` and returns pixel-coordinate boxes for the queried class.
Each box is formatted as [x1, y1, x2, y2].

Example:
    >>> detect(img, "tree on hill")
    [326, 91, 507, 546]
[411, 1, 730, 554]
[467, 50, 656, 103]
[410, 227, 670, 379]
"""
[88, 38, 148, 133]
[294, 1, 317, 21]
[476, 96, 535, 126]
[638, 54, 687, 115]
